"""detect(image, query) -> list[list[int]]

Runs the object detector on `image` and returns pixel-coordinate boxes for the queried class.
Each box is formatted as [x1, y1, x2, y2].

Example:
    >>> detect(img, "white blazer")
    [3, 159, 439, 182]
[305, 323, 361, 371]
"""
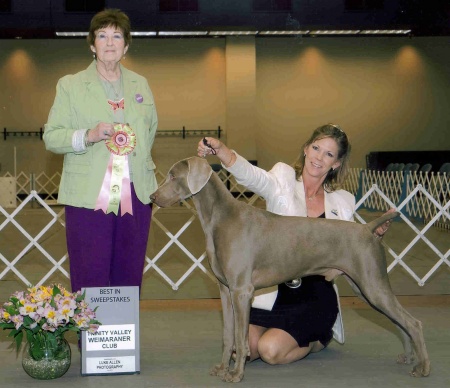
[224, 152, 356, 344]
[226, 152, 355, 220]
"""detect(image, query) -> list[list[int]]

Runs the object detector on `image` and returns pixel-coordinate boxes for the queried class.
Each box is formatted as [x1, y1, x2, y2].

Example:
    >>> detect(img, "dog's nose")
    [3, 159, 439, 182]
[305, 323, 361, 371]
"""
[150, 192, 157, 201]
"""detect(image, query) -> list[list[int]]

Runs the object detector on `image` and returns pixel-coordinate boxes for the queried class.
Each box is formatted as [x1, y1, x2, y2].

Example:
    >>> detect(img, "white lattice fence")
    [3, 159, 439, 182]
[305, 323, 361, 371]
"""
[359, 170, 405, 211]
[405, 172, 450, 229]
[0, 169, 448, 292]
[355, 184, 450, 285]
[32, 172, 61, 204]
[0, 193, 67, 286]
[359, 170, 450, 228]
[0, 171, 61, 205]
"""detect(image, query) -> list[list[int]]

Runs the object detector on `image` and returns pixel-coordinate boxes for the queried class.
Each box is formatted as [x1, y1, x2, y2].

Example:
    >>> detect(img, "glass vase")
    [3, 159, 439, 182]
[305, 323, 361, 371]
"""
[22, 335, 71, 380]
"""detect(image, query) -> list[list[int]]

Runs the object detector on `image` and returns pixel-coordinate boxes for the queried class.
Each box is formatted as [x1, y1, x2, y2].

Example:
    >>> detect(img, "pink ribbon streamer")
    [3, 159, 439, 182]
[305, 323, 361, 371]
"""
[95, 155, 133, 216]
[120, 161, 133, 216]
[94, 156, 113, 213]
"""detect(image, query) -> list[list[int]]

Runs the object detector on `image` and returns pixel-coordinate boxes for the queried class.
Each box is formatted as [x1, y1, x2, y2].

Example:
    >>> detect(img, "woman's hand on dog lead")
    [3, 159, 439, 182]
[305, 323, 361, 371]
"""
[197, 137, 236, 167]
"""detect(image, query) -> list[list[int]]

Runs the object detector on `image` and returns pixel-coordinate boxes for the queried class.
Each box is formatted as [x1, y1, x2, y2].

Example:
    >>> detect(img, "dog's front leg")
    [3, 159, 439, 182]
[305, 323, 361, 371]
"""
[222, 288, 252, 383]
[210, 282, 234, 379]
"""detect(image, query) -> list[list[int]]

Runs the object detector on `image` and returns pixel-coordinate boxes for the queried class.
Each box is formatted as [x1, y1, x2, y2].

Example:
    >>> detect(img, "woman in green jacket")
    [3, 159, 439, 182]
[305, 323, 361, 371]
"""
[44, 9, 158, 293]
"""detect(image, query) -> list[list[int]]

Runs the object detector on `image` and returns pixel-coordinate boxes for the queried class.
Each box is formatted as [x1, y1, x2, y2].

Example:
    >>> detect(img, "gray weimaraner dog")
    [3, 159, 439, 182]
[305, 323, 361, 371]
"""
[150, 156, 430, 383]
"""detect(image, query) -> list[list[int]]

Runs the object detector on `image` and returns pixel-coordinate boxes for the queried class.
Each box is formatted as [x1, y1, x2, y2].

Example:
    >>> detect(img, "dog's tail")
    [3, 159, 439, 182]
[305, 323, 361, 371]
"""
[365, 211, 400, 233]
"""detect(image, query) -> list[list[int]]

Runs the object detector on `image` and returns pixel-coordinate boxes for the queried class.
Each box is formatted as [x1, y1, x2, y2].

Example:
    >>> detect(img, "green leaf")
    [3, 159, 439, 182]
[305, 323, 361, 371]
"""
[25, 330, 34, 344]
[0, 322, 15, 330]
[23, 315, 34, 326]
[8, 329, 19, 338]
[14, 330, 23, 352]
[53, 285, 62, 296]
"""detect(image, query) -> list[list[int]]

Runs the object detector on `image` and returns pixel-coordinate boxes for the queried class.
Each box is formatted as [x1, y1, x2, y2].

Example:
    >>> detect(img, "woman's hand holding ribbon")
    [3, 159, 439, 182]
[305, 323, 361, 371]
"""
[90, 122, 115, 142]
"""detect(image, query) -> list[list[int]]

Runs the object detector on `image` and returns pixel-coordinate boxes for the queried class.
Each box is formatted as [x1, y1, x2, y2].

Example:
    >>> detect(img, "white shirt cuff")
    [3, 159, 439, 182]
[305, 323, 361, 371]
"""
[72, 129, 88, 152]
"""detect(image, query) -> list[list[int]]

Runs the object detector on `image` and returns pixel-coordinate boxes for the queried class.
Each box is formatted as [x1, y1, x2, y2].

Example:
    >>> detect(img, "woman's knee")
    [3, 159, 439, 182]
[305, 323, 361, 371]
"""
[257, 332, 314, 365]
[257, 337, 285, 365]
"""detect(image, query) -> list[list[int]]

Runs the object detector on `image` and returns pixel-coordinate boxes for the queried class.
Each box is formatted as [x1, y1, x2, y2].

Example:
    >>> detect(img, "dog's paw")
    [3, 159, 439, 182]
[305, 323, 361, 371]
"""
[210, 363, 227, 377]
[222, 369, 244, 383]
[396, 352, 414, 364]
[410, 361, 431, 378]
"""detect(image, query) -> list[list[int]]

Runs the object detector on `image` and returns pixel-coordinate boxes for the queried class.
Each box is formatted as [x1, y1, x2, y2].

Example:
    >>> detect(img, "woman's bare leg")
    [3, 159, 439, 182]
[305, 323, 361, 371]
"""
[256, 328, 324, 365]
[247, 324, 325, 364]
[248, 324, 268, 361]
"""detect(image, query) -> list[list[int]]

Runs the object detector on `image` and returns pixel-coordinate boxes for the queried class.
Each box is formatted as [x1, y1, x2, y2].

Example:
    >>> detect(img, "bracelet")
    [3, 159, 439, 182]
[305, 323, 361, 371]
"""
[84, 129, 93, 147]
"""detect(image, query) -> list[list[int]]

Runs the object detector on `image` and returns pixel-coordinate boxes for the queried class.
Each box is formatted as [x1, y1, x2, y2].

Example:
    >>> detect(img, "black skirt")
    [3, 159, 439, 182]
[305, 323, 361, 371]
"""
[249, 275, 338, 347]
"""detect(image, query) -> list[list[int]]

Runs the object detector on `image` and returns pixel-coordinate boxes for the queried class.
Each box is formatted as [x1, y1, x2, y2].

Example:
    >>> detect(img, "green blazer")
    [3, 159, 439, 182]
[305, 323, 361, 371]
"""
[44, 61, 158, 208]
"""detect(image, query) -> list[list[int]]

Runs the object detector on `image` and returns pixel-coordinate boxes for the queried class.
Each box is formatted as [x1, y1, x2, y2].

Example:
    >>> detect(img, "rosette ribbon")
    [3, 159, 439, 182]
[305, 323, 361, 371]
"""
[95, 123, 136, 216]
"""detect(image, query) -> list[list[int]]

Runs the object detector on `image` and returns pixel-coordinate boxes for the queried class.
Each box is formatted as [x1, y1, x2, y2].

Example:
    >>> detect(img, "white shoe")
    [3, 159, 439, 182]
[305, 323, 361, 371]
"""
[332, 282, 345, 344]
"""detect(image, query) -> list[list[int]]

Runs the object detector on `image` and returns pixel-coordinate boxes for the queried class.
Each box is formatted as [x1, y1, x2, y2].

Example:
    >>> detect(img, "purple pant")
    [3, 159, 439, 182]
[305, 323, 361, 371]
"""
[65, 184, 152, 293]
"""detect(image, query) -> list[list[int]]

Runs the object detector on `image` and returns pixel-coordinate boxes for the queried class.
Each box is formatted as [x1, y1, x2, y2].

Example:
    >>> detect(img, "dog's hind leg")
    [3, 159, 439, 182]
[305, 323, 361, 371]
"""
[353, 276, 430, 377]
[344, 274, 370, 304]
[396, 327, 415, 365]
[210, 282, 235, 379]
[344, 274, 415, 366]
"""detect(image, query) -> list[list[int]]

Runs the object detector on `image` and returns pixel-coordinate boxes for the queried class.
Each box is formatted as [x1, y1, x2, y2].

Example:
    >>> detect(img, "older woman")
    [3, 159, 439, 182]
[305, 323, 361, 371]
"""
[44, 9, 158, 293]
[198, 124, 392, 364]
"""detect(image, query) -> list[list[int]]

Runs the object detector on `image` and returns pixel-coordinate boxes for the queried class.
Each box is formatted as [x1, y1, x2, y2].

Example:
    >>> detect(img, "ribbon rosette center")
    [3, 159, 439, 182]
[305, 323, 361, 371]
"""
[106, 124, 136, 156]
[114, 132, 129, 147]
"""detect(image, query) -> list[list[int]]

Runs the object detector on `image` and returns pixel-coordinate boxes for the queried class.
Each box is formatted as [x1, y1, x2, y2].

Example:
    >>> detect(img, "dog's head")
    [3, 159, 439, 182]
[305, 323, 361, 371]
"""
[150, 157, 213, 207]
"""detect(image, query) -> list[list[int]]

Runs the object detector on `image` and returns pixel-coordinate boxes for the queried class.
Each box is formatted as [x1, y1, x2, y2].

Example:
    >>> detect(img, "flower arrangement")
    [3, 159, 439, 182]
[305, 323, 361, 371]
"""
[0, 284, 101, 360]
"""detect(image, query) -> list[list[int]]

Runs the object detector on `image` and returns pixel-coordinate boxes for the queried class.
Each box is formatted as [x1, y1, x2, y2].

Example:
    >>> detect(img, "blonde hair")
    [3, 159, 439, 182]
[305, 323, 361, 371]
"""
[293, 124, 351, 192]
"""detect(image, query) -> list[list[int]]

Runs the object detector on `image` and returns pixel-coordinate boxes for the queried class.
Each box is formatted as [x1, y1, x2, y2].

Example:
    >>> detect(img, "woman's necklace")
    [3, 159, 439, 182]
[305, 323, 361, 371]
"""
[306, 189, 321, 201]
[97, 68, 122, 99]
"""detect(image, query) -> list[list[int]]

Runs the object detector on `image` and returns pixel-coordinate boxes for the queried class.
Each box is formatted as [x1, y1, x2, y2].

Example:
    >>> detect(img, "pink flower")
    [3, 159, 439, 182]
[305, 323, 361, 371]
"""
[42, 304, 59, 327]
[19, 302, 38, 318]
[81, 307, 96, 320]
[42, 323, 56, 332]
[73, 314, 89, 329]
[88, 324, 100, 333]
[10, 315, 23, 330]
[78, 300, 88, 310]
[57, 296, 77, 315]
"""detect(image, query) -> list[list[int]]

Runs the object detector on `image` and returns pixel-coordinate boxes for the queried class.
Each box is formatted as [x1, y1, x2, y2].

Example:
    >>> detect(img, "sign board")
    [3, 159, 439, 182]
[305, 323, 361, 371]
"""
[0, 177, 16, 208]
[81, 286, 140, 376]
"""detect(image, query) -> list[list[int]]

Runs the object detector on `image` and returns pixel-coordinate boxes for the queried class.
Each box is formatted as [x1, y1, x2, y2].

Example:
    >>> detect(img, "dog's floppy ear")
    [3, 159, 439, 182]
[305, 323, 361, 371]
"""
[187, 157, 213, 194]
